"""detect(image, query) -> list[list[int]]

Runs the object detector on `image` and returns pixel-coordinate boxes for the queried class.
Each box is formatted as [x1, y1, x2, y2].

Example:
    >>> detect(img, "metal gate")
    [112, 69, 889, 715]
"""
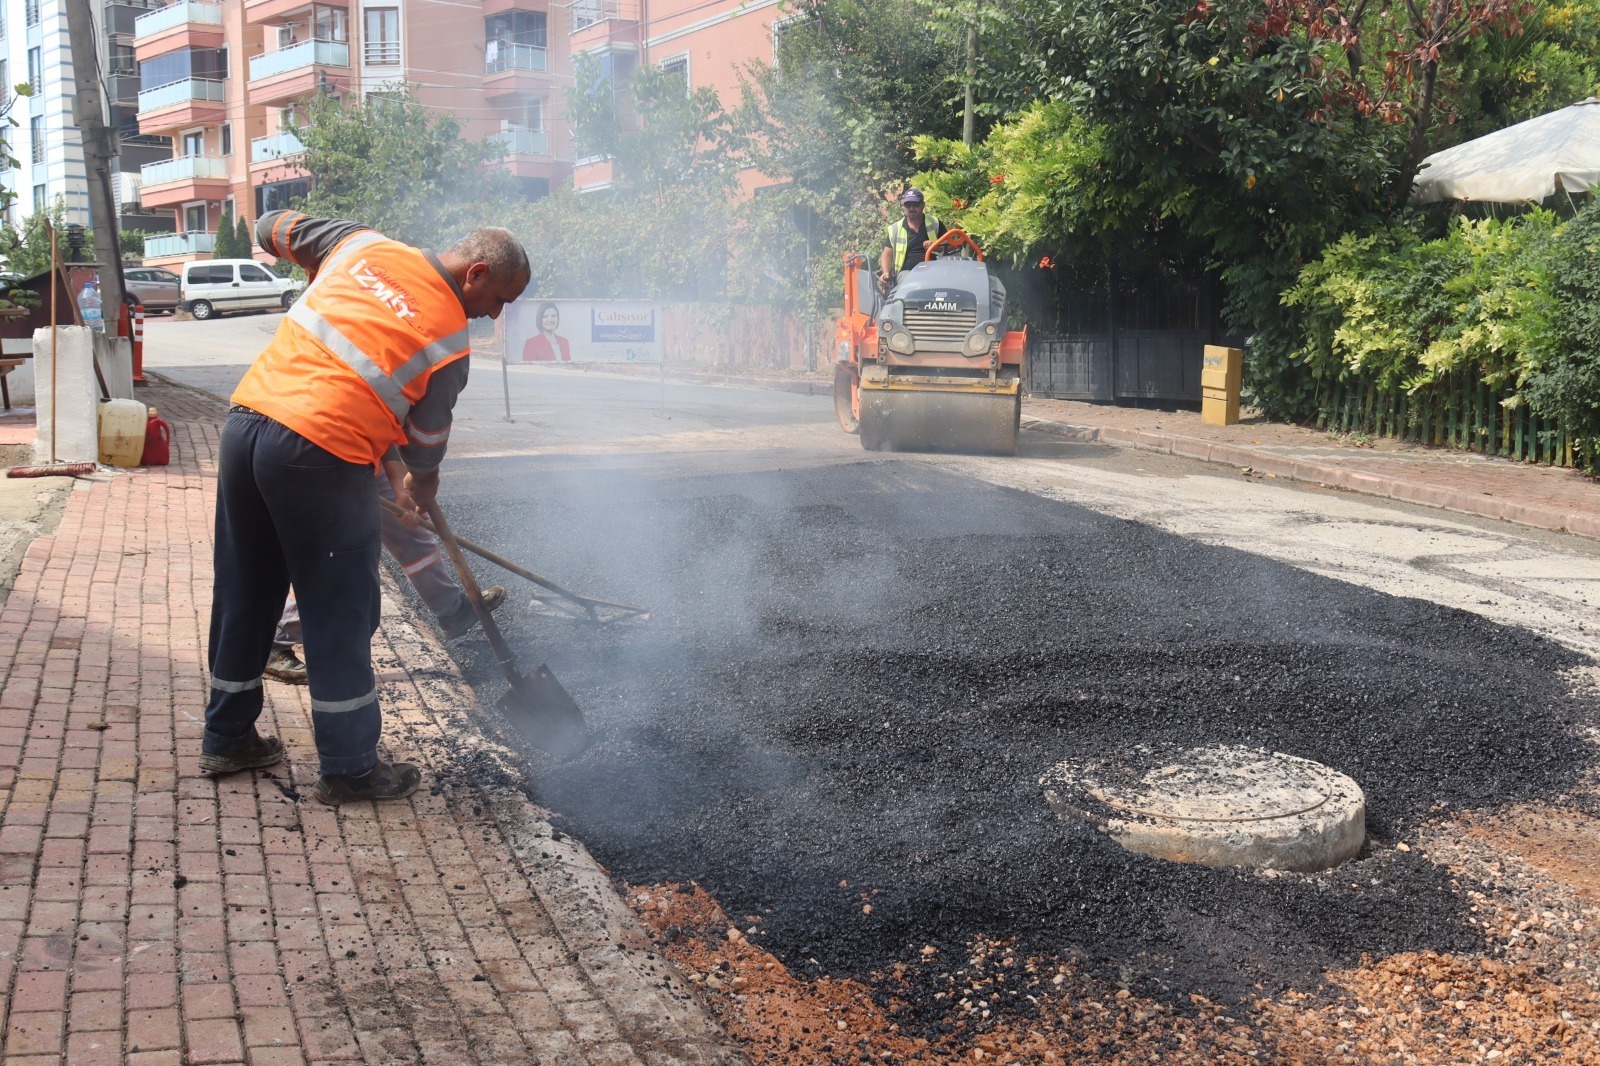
[1027, 329, 1208, 403]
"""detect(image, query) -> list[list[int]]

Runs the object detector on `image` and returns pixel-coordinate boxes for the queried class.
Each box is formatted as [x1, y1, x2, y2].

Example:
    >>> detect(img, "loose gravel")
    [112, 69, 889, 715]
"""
[430, 457, 1600, 1034]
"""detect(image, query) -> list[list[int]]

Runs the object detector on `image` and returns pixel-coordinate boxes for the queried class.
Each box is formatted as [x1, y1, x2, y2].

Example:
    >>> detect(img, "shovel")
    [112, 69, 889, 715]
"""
[423, 499, 589, 758]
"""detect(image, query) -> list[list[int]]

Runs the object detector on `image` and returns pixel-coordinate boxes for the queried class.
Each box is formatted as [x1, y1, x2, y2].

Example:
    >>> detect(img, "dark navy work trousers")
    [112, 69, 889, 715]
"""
[203, 410, 383, 776]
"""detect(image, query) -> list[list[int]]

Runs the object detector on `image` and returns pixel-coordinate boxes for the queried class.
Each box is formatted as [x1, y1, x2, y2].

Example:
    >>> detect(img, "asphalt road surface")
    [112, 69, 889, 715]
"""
[146, 312, 1600, 1021]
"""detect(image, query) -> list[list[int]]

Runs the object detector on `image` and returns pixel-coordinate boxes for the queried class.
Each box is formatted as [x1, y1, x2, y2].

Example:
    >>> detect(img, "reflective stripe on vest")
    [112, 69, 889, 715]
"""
[231, 233, 470, 465]
[888, 215, 941, 272]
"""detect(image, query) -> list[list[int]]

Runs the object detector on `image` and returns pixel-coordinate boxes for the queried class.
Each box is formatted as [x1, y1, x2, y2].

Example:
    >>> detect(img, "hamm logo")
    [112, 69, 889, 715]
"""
[921, 301, 961, 313]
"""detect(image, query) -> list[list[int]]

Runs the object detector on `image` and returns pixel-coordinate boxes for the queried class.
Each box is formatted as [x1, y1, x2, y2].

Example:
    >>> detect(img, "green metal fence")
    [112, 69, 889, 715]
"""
[1314, 374, 1573, 467]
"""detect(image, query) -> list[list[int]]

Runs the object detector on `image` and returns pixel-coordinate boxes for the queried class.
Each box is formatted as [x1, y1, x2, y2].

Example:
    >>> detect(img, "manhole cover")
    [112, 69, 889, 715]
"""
[1040, 746, 1365, 872]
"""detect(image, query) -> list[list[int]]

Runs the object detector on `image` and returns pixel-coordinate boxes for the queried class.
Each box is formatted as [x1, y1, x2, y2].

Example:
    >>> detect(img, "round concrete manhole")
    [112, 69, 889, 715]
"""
[1039, 746, 1365, 873]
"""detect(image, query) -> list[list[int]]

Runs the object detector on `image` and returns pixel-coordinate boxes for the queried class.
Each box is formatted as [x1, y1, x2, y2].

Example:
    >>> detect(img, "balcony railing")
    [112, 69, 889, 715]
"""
[146, 231, 215, 257]
[363, 40, 400, 66]
[141, 153, 227, 186]
[133, 1, 222, 40]
[249, 38, 350, 82]
[491, 126, 547, 156]
[486, 41, 546, 74]
[251, 130, 305, 163]
[137, 77, 225, 113]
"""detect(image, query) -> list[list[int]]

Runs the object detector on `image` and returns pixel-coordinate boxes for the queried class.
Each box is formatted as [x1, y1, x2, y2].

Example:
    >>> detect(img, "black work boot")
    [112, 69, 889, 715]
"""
[313, 760, 422, 805]
[263, 647, 308, 685]
[198, 730, 285, 775]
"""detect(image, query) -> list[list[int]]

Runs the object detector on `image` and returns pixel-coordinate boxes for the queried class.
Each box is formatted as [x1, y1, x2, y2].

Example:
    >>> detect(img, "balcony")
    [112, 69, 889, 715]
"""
[133, 1, 224, 58]
[140, 153, 230, 207]
[145, 231, 216, 262]
[244, 0, 346, 27]
[248, 39, 351, 106]
[250, 130, 308, 177]
[136, 77, 227, 132]
[571, 0, 641, 51]
[251, 130, 305, 164]
[492, 126, 561, 182]
[484, 42, 550, 98]
[492, 126, 548, 156]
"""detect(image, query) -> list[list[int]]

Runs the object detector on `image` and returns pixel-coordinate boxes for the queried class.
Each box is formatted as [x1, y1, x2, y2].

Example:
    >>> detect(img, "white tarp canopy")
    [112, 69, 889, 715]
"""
[1410, 98, 1600, 204]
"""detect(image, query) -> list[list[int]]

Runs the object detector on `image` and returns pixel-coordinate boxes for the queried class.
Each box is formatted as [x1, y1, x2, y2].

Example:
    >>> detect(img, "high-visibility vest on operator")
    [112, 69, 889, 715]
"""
[232, 230, 469, 466]
[886, 214, 943, 273]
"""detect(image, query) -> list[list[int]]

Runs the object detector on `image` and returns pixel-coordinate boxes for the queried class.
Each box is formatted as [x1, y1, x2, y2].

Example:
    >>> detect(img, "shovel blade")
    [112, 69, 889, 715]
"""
[498, 663, 588, 758]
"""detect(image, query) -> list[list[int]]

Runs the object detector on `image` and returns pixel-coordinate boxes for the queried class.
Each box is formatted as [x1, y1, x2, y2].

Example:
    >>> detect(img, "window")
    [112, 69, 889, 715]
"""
[33, 184, 45, 212]
[524, 97, 543, 132]
[181, 129, 204, 156]
[239, 263, 272, 282]
[364, 8, 400, 65]
[0, 60, 7, 103]
[29, 115, 42, 164]
[189, 264, 234, 284]
[183, 203, 207, 232]
[312, 5, 347, 42]
[140, 47, 228, 87]
[27, 48, 40, 93]
[220, 124, 232, 155]
[486, 11, 546, 72]
[659, 53, 688, 94]
[24, 0, 39, 29]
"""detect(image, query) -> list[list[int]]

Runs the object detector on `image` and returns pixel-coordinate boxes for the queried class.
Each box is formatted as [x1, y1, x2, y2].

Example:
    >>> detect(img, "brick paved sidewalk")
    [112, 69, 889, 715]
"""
[0, 383, 740, 1065]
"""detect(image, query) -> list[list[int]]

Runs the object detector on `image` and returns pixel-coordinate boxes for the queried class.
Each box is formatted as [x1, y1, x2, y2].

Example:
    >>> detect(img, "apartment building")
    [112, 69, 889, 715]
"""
[0, 0, 173, 233]
[132, 0, 571, 265]
[569, 0, 786, 194]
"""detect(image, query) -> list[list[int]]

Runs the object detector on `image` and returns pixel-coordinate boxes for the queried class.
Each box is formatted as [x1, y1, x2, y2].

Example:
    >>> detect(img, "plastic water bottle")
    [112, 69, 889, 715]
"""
[80, 282, 103, 332]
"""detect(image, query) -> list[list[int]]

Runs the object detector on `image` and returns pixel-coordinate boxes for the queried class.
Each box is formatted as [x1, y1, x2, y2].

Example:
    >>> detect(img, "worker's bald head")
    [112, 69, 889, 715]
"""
[441, 227, 530, 320]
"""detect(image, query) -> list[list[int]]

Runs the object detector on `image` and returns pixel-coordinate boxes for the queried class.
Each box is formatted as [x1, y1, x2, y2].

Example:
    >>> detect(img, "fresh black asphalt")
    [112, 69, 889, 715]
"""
[420, 453, 1597, 1015]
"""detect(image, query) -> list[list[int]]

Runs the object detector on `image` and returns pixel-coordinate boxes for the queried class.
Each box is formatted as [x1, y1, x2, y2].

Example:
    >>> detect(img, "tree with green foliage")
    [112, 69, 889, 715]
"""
[295, 90, 522, 248]
[213, 203, 240, 259]
[237, 214, 253, 257]
[513, 58, 748, 299]
[0, 197, 73, 277]
[730, 0, 966, 312]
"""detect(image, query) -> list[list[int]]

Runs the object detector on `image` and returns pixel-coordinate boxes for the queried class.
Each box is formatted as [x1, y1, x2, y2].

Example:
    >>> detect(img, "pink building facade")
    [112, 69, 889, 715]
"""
[569, 0, 786, 195]
[132, 0, 572, 266]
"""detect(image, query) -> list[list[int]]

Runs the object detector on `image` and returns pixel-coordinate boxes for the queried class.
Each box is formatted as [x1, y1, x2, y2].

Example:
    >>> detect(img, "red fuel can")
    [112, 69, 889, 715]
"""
[143, 408, 172, 466]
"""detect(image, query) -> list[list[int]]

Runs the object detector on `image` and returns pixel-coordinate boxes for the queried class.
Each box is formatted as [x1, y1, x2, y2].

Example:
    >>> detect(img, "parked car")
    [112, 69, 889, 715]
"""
[122, 267, 181, 312]
[179, 259, 303, 320]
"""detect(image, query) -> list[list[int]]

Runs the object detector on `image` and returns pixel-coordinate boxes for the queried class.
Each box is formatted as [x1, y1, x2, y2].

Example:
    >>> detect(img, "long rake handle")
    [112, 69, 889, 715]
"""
[379, 497, 645, 618]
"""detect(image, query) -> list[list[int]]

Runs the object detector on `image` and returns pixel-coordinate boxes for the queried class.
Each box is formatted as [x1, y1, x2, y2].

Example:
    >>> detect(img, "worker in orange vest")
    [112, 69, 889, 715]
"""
[199, 210, 530, 805]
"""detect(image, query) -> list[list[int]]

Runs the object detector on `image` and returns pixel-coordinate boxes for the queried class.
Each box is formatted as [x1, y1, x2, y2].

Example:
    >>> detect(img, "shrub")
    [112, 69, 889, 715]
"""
[1524, 201, 1600, 469]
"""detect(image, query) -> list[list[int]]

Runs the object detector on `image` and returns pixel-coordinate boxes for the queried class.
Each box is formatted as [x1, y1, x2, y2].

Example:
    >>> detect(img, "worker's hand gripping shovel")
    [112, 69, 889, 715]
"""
[424, 500, 588, 758]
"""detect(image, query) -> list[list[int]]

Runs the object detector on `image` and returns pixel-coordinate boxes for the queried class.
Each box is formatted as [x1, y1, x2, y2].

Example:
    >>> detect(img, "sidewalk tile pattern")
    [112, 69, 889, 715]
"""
[0, 383, 740, 1065]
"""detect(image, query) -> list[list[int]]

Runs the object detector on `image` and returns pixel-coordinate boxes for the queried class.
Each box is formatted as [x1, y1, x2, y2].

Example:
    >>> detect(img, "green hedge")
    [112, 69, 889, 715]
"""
[1257, 202, 1600, 470]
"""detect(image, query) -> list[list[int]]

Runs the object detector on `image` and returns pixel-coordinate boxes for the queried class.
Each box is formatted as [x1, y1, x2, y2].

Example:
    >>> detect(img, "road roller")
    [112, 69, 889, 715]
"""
[833, 229, 1027, 455]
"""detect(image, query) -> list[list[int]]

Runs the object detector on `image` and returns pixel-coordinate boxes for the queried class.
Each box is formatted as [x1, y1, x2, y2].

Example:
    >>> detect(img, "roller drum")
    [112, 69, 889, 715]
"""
[859, 377, 1020, 456]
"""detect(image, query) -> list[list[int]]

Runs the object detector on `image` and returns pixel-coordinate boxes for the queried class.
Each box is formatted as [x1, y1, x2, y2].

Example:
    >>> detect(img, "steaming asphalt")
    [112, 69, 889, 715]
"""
[146, 315, 1600, 1019]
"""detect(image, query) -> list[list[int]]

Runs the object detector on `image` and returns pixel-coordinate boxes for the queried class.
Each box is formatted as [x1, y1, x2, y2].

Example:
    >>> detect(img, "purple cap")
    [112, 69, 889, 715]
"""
[900, 188, 925, 204]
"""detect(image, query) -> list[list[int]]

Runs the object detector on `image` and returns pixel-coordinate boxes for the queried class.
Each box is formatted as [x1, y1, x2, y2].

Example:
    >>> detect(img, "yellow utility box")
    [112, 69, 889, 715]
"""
[1201, 345, 1243, 426]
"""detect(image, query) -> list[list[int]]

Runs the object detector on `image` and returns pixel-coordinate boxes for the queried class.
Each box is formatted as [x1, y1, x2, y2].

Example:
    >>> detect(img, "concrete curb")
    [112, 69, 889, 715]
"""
[1025, 416, 1600, 539]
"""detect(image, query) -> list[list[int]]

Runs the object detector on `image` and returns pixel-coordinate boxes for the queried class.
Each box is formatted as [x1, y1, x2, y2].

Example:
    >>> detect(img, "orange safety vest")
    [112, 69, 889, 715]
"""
[232, 231, 469, 466]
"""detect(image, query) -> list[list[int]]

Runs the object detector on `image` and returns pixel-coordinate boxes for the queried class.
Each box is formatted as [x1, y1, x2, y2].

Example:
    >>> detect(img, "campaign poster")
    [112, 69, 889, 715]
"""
[505, 299, 663, 364]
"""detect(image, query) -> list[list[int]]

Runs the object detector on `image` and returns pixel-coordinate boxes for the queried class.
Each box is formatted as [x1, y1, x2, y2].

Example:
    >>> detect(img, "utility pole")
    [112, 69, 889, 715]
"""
[962, 16, 978, 147]
[63, 0, 127, 314]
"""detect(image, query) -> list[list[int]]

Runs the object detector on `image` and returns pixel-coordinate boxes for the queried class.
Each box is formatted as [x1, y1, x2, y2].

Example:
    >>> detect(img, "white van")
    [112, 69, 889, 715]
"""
[180, 259, 303, 320]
